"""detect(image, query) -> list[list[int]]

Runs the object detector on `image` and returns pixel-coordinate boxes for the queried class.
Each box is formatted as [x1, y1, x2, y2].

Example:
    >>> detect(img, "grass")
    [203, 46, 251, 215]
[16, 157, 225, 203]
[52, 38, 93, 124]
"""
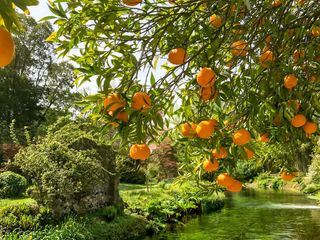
[0, 198, 36, 210]
[0, 181, 225, 239]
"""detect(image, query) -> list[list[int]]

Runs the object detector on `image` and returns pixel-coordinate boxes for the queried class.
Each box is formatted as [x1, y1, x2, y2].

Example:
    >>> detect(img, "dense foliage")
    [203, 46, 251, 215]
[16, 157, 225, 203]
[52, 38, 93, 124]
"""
[14, 119, 119, 219]
[0, 203, 52, 232]
[0, 171, 27, 198]
[46, 0, 320, 190]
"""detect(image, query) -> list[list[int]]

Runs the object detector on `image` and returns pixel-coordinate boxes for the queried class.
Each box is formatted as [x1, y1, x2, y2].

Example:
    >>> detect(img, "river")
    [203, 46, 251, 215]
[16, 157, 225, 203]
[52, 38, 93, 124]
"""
[147, 190, 320, 240]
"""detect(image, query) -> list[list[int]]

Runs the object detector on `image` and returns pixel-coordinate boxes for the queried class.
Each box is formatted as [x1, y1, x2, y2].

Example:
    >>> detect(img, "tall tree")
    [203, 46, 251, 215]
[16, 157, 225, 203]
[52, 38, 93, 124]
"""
[0, 16, 77, 142]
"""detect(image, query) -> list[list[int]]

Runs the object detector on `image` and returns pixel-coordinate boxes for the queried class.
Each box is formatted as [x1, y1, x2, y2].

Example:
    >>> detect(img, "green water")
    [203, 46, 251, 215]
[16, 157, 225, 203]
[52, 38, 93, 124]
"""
[148, 190, 320, 240]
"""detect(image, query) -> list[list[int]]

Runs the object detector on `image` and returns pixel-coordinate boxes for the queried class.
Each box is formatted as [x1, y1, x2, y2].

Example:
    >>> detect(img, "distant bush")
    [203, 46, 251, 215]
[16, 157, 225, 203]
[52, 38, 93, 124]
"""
[14, 120, 120, 219]
[306, 139, 320, 184]
[0, 171, 27, 198]
[254, 172, 284, 190]
[0, 204, 52, 232]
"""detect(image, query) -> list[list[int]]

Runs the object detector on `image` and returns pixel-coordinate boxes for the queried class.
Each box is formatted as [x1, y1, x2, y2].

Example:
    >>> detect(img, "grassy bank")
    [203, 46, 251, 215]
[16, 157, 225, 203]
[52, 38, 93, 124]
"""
[0, 182, 225, 239]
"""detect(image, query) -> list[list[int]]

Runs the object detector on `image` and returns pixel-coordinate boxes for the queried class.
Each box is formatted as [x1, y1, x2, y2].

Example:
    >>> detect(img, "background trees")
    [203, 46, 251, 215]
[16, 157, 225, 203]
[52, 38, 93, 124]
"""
[0, 16, 78, 144]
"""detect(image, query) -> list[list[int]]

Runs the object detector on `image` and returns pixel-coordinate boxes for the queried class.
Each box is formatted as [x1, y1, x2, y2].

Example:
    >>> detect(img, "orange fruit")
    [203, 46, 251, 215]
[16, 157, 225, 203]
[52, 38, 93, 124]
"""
[244, 147, 254, 159]
[0, 28, 15, 67]
[104, 93, 126, 113]
[212, 147, 228, 159]
[129, 144, 151, 160]
[272, 0, 282, 7]
[293, 49, 305, 62]
[259, 133, 270, 143]
[115, 111, 129, 122]
[209, 14, 222, 28]
[265, 35, 272, 44]
[200, 87, 213, 101]
[168, 48, 187, 65]
[203, 159, 219, 172]
[131, 92, 151, 111]
[231, 40, 248, 57]
[196, 121, 214, 139]
[181, 122, 197, 137]
[296, 0, 305, 6]
[110, 122, 120, 127]
[291, 114, 307, 128]
[303, 121, 318, 134]
[122, 0, 142, 6]
[196, 119, 218, 139]
[233, 129, 251, 146]
[284, 74, 298, 90]
[311, 26, 320, 37]
[259, 50, 274, 68]
[217, 173, 234, 187]
[227, 180, 243, 192]
[280, 172, 295, 181]
[197, 67, 216, 87]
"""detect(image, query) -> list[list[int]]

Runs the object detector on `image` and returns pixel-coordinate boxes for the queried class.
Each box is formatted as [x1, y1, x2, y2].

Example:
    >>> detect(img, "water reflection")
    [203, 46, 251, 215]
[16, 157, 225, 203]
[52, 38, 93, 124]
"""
[147, 189, 320, 240]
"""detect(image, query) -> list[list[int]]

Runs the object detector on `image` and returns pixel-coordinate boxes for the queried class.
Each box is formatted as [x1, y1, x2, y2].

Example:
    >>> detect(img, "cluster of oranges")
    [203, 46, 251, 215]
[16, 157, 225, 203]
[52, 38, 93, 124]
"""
[103, 92, 152, 160]
[0, 28, 15, 67]
[291, 114, 317, 135]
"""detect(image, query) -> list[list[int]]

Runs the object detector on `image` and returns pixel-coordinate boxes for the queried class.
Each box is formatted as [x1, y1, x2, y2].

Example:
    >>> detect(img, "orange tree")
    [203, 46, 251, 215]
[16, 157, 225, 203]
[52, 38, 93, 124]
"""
[47, 0, 320, 191]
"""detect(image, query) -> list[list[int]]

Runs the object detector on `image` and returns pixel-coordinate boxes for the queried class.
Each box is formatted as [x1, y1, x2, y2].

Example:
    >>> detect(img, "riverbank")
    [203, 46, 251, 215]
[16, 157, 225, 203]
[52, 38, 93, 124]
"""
[247, 172, 320, 204]
[0, 182, 225, 239]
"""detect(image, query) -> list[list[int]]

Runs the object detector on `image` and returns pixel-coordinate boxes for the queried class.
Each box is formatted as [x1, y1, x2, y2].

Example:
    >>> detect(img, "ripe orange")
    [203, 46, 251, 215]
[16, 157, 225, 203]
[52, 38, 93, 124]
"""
[303, 121, 318, 134]
[233, 129, 251, 146]
[227, 180, 243, 192]
[104, 93, 126, 113]
[293, 49, 305, 62]
[115, 111, 129, 122]
[259, 50, 274, 68]
[0, 28, 15, 67]
[181, 122, 197, 137]
[209, 14, 222, 28]
[131, 92, 151, 111]
[203, 159, 219, 172]
[212, 147, 228, 159]
[122, 0, 142, 6]
[280, 172, 295, 181]
[259, 133, 270, 143]
[196, 119, 217, 139]
[291, 114, 307, 128]
[200, 87, 213, 101]
[231, 40, 248, 57]
[197, 67, 216, 87]
[311, 26, 320, 37]
[272, 0, 282, 7]
[244, 147, 254, 159]
[168, 48, 187, 65]
[284, 74, 298, 90]
[217, 173, 234, 187]
[129, 144, 151, 160]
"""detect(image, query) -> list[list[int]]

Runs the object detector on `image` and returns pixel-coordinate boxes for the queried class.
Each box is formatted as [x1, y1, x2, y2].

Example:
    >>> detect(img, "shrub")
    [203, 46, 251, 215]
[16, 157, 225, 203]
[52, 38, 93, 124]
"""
[306, 139, 320, 184]
[0, 203, 52, 232]
[14, 120, 120, 219]
[0, 171, 27, 198]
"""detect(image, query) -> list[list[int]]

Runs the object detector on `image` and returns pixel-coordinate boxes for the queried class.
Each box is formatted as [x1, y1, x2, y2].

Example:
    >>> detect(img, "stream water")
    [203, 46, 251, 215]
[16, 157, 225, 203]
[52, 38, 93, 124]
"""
[147, 190, 320, 240]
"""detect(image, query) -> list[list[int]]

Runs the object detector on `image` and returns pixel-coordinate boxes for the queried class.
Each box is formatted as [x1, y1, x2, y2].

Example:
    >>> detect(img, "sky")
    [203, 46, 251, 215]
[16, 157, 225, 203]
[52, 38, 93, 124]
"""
[28, 0, 52, 21]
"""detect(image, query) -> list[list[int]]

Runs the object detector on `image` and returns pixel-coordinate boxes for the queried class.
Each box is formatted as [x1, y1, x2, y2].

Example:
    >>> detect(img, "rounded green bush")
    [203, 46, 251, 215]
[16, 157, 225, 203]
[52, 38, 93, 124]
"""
[0, 171, 27, 198]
